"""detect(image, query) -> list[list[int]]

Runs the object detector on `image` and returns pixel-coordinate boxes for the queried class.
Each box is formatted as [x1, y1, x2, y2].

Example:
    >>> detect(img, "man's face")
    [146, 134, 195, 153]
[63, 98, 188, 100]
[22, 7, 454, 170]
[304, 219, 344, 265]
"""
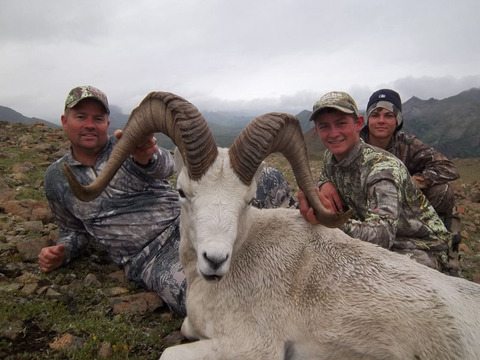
[314, 109, 364, 162]
[368, 107, 396, 141]
[61, 99, 110, 156]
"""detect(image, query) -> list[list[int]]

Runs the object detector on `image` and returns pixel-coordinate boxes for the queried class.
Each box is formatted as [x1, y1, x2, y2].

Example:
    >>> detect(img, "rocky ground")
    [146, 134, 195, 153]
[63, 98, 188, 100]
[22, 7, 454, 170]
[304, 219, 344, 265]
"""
[0, 121, 479, 359]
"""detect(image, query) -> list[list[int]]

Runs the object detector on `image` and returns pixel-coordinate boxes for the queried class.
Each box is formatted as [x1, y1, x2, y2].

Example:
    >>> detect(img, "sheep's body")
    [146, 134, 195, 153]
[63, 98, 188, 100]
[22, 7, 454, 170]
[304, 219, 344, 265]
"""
[160, 149, 480, 360]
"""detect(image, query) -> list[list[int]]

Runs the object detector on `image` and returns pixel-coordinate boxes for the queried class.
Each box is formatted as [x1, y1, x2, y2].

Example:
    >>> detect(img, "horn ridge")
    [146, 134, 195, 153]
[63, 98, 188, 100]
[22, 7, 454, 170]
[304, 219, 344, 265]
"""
[229, 112, 350, 228]
[62, 91, 218, 201]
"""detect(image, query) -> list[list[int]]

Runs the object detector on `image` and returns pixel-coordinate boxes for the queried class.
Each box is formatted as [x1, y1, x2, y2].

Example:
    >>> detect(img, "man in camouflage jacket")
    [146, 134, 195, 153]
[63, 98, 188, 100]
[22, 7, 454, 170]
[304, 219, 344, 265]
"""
[299, 91, 451, 272]
[39, 86, 294, 315]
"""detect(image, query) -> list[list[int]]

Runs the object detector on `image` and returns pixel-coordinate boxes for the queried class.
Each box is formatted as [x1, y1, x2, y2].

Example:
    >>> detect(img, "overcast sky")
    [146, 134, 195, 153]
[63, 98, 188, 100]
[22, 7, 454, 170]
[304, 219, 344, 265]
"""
[1, 0, 480, 125]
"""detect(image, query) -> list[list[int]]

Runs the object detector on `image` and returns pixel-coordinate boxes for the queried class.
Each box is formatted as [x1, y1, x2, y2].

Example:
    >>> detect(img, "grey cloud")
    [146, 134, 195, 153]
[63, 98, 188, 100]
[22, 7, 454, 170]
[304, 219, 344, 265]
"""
[1, 0, 479, 123]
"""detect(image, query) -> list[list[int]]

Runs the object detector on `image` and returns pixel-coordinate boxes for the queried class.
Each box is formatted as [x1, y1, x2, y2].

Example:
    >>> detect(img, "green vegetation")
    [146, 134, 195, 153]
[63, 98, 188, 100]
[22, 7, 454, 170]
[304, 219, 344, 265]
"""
[0, 286, 183, 359]
[0, 238, 184, 359]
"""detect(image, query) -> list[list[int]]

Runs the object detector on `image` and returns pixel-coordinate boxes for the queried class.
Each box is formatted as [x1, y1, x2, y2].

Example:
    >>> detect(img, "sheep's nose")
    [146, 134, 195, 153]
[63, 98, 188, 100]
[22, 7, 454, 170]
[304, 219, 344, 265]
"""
[203, 252, 229, 270]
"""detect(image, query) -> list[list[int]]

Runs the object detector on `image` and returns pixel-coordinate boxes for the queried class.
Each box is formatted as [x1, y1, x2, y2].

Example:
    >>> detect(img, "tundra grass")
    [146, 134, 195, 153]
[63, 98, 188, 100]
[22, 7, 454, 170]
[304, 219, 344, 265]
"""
[0, 285, 183, 360]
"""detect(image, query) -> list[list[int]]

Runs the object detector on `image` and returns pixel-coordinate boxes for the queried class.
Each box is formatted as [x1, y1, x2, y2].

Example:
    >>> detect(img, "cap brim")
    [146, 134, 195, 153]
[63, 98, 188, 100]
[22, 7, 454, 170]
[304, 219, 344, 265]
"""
[366, 101, 402, 128]
[309, 105, 355, 121]
[366, 101, 396, 118]
[65, 97, 110, 114]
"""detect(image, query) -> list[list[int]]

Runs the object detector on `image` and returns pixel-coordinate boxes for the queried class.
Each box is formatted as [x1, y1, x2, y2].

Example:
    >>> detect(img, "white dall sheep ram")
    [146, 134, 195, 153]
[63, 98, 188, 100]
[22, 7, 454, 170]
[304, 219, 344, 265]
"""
[62, 92, 480, 360]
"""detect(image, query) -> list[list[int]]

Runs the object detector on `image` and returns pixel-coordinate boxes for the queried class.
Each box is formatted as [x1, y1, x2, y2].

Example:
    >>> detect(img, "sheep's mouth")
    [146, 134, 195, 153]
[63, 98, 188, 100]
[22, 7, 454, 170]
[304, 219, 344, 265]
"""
[202, 274, 223, 282]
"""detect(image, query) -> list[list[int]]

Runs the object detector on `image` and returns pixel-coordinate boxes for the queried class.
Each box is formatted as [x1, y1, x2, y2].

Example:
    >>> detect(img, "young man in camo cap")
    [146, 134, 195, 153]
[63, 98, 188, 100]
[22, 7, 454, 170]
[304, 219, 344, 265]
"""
[298, 91, 452, 273]
[39, 85, 295, 315]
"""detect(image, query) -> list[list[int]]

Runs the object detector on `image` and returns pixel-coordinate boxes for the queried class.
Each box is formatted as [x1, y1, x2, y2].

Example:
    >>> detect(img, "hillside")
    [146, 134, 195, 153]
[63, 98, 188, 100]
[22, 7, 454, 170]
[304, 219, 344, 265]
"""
[0, 106, 60, 129]
[1, 87, 479, 157]
[0, 121, 479, 359]
[402, 88, 480, 158]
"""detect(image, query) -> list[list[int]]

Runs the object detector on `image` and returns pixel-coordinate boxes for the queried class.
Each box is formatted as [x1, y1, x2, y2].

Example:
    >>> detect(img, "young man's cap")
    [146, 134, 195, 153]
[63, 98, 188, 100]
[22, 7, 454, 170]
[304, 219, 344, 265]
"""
[64, 85, 110, 114]
[309, 91, 359, 121]
[365, 89, 403, 130]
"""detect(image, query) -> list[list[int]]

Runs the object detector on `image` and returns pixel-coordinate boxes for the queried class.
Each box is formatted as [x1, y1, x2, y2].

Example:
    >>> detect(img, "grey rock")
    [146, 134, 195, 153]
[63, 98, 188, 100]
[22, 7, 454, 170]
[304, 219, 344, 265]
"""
[83, 273, 101, 288]
[0, 283, 22, 292]
[21, 220, 44, 232]
[0, 319, 24, 340]
[16, 237, 51, 262]
[45, 287, 62, 298]
[97, 341, 113, 358]
[21, 283, 39, 295]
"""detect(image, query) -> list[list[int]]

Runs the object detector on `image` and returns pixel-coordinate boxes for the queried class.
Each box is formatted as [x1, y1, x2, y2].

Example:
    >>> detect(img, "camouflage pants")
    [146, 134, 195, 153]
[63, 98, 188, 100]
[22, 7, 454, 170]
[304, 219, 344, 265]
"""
[395, 248, 448, 273]
[125, 217, 187, 316]
[127, 167, 293, 316]
[422, 183, 455, 218]
[423, 183, 462, 275]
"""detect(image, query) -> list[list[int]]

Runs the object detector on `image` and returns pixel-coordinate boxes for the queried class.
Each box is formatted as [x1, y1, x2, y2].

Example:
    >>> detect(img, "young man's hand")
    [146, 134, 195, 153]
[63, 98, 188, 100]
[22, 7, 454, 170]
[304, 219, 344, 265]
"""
[319, 181, 344, 212]
[298, 187, 336, 225]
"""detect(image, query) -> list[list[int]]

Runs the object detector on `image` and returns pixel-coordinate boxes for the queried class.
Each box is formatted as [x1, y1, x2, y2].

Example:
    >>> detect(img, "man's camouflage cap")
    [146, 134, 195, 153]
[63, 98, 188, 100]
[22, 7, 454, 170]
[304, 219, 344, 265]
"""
[309, 91, 359, 121]
[64, 85, 110, 114]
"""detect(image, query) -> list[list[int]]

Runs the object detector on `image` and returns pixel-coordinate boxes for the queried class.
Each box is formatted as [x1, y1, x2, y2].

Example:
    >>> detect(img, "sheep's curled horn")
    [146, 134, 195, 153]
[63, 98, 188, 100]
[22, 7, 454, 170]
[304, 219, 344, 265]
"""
[62, 91, 351, 228]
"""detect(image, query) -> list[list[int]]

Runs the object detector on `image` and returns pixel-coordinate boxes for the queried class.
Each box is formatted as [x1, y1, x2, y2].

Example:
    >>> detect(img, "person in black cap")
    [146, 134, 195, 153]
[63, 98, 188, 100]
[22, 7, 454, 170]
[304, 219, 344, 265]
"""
[360, 89, 461, 275]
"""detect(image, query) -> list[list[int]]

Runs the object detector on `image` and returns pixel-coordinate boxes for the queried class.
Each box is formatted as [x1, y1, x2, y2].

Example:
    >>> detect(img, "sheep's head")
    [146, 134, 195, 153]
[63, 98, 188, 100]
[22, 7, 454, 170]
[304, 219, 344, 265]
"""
[62, 91, 351, 281]
[175, 148, 259, 281]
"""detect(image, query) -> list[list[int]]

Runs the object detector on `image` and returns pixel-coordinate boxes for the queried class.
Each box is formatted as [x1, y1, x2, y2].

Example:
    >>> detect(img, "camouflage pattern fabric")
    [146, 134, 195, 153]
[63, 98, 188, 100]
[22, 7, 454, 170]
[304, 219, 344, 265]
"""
[360, 129, 460, 219]
[318, 140, 451, 271]
[126, 217, 187, 315]
[64, 85, 110, 114]
[360, 129, 461, 274]
[250, 166, 296, 209]
[45, 136, 293, 315]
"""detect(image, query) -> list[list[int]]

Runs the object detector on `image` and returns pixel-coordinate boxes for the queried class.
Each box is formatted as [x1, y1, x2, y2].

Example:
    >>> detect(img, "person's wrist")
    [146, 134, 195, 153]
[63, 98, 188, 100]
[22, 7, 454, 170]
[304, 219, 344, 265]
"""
[131, 153, 157, 167]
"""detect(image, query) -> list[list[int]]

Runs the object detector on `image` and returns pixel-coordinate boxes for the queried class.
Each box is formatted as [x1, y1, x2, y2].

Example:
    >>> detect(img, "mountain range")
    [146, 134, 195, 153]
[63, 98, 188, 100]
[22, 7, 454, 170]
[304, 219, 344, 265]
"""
[1, 88, 479, 158]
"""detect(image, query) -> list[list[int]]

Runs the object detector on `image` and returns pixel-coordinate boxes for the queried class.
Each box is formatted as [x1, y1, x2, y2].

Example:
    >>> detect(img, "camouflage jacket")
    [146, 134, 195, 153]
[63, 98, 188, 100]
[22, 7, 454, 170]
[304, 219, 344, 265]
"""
[360, 129, 459, 187]
[44, 136, 295, 277]
[318, 140, 450, 255]
[44, 136, 181, 268]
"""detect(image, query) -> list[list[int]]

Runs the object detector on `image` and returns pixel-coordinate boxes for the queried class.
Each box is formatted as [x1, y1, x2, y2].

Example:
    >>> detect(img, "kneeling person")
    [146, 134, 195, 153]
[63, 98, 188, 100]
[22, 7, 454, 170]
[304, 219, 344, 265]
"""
[299, 91, 451, 272]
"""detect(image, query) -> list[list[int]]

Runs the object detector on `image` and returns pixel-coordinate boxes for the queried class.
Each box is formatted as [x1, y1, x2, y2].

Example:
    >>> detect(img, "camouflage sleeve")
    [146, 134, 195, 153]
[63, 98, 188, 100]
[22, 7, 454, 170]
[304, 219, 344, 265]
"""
[317, 167, 331, 189]
[56, 223, 91, 265]
[406, 137, 459, 187]
[128, 146, 175, 180]
[44, 164, 90, 265]
[250, 167, 296, 209]
[343, 179, 399, 249]
[317, 152, 333, 188]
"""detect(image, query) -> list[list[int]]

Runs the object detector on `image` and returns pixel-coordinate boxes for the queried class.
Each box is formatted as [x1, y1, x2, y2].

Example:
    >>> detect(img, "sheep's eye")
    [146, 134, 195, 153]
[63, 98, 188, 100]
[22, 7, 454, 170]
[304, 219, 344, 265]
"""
[178, 189, 186, 198]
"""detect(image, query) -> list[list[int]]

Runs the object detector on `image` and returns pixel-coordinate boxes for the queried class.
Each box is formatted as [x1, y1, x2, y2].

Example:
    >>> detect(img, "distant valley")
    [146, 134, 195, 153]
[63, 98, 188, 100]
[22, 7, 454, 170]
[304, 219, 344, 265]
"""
[1, 87, 479, 158]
